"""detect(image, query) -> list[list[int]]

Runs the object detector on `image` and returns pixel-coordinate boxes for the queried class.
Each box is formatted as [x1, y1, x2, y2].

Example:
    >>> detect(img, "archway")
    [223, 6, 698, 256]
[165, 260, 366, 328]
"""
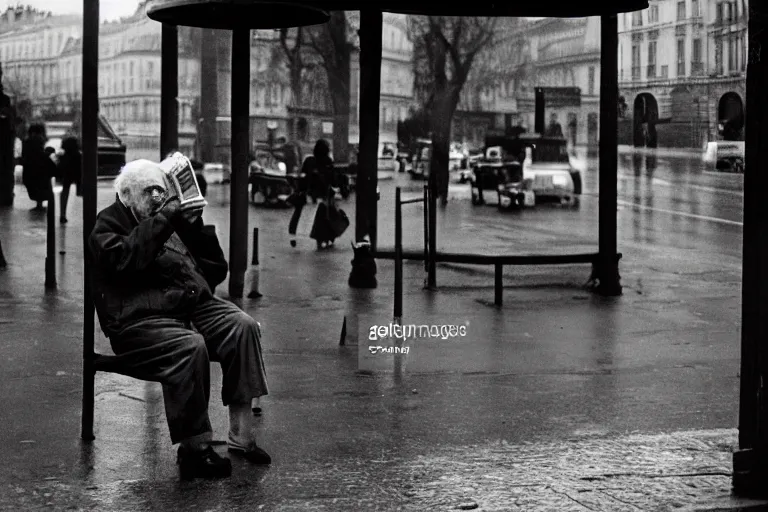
[633, 93, 658, 147]
[718, 92, 744, 141]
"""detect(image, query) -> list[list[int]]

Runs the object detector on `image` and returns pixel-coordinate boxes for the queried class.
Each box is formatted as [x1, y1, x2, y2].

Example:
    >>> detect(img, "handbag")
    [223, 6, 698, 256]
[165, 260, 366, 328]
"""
[327, 205, 350, 238]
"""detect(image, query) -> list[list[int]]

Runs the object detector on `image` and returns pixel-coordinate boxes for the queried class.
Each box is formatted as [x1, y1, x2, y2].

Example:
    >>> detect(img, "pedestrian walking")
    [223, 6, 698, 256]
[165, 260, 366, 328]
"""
[57, 133, 82, 224]
[21, 122, 56, 211]
[289, 139, 348, 249]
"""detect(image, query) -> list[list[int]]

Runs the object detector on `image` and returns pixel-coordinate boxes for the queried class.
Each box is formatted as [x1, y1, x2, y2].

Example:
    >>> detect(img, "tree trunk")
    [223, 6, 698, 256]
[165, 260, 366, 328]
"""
[290, 66, 303, 142]
[329, 55, 351, 163]
[429, 88, 460, 203]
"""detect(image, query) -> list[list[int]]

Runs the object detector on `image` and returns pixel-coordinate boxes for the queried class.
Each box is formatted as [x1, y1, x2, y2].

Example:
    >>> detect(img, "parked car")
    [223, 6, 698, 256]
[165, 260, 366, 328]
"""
[703, 140, 744, 173]
[202, 162, 231, 184]
[518, 134, 581, 204]
[45, 113, 126, 177]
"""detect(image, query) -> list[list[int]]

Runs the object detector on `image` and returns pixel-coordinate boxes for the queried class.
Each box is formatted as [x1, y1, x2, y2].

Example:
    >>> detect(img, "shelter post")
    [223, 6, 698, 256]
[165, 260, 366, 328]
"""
[160, 24, 179, 158]
[228, 28, 250, 299]
[199, 29, 218, 163]
[349, 9, 382, 288]
[80, 0, 99, 441]
[595, 14, 621, 296]
[733, 0, 768, 498]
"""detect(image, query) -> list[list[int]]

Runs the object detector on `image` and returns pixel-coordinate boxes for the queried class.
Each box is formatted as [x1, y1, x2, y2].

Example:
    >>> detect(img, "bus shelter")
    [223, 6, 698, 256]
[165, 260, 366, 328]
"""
[81, 0, 768, 501]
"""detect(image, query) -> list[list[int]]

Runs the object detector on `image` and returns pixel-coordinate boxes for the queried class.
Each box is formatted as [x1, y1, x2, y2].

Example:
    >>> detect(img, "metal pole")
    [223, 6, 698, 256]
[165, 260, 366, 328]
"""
[427, 167, 437, 289]
[81, 0, 98, 442]
[199, 28, 218, 163]
[228, 29, 250, 299]
[356, 10, 382, 246]
[733, 0, 768, 497]
[160, 24, 179, 159]
[596, 14, 622, 296]
[535, 87, 545, 134]
[394, 187, 402, 323]
[494, 263, 503, 306]
[423, 184, 429, 272]
[251, 227, 259, 266]
[45, 184, 56, 289]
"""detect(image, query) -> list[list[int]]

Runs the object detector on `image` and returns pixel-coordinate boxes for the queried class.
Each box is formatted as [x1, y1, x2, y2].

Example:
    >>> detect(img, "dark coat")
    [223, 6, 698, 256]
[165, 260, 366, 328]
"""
[21, 134, 55, 202]
[303, 155, 335, 201]
[58, 136, 82, 187]
[88, 199, 228, 338]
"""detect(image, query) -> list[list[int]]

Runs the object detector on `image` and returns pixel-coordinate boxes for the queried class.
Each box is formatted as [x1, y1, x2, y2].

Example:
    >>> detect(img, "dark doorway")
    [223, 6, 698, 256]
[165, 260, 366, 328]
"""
[567, 112, 578, 148]
[718, 92, 744, 141]
[633, 93, 659, 147]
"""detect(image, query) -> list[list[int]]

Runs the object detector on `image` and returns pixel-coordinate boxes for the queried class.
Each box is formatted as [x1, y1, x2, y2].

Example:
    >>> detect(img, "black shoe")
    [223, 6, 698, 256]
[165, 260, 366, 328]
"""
[178, 445, 232, 480]
[228, 440, 272, 465]
[60, 217, 68, 224]
[290, 239, 296, 247]
[252, 406, 262, 416]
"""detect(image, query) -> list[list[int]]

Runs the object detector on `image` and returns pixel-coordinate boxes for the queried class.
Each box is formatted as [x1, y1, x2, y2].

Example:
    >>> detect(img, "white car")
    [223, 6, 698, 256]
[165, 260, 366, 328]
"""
[202, 162, 231, 183]
[703, 140, 744, 172]
[518, 135, 581, 204]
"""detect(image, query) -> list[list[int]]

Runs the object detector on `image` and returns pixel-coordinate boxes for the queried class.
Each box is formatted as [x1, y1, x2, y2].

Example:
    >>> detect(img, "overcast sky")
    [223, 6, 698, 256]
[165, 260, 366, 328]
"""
[4, 0, 140, 21]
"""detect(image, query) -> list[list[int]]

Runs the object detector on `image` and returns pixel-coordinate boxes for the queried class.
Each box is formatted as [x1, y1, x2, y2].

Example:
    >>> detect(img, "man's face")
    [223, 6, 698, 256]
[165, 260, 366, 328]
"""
[131, 169, 170, 220]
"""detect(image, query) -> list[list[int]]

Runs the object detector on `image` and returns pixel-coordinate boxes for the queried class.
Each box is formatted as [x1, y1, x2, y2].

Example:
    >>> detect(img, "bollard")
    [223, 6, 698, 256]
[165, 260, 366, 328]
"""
[394, 187, 402, 323]
[247, 227, 262, 298]
[0, 238, 7, 268]
[494, 263, 503, 306]
[45, 187, 56, 289]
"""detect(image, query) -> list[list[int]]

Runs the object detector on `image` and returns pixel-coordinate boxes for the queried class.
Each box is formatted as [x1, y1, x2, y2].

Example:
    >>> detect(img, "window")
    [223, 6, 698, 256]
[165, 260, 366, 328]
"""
[729, 35, 737, 71]
[742, 34, 747, 71]
[632, 11, 643, 27]
[716, 2, 723, 23]
[649, 5, 659, 23]
[47, 36, 52, 56]
[691, 0, 699, 17]
[147, 61, 154, 89]
[129, 62, 134, 92]
[692, 38, 702, 73]
[647, 41, 657, 78]
[715, 39, 723, 74]
[631, 44, 641, 79]
[588, 66, 595, 95]
[677, 1, 686, 20]
[677, 38, 686, 76]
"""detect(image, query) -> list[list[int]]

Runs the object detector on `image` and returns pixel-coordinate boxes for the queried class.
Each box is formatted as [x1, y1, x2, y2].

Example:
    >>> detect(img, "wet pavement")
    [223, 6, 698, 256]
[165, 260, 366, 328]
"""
[0, 156, 764, 511]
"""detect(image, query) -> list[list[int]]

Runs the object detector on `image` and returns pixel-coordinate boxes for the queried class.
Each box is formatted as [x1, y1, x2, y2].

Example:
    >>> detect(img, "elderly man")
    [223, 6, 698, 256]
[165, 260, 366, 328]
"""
[88, 159, 270, 480]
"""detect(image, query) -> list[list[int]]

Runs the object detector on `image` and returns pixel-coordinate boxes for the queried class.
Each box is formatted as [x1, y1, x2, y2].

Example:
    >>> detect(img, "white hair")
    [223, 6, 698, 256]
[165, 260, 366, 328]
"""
[114, 159, 164, 206]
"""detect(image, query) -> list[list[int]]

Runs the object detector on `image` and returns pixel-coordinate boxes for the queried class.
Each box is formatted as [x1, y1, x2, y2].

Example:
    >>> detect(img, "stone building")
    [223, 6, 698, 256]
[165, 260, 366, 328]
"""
[617, 0, 747, 148]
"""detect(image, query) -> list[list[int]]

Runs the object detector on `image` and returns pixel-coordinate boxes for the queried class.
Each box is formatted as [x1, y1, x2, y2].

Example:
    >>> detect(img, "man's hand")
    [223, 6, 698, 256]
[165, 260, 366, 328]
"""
[180, 205, 204, 224]
[158, 196, 181, 218]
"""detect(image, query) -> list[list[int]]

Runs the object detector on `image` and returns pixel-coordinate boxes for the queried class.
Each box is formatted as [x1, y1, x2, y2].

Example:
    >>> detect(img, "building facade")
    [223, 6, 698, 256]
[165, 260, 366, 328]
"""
[618, 0, 747, 147]
[0, 3, 200, 158]
[350, 12, 416, 145]
[450, 16, 603, 150]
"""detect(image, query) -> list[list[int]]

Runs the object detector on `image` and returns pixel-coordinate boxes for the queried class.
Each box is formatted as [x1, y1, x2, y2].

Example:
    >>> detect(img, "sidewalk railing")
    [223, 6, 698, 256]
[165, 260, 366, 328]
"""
[377, 186, 622, 306]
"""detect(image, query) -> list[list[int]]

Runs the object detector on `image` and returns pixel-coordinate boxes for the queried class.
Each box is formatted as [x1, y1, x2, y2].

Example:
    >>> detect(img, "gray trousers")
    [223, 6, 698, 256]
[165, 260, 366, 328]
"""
[109, 296, 268, 444]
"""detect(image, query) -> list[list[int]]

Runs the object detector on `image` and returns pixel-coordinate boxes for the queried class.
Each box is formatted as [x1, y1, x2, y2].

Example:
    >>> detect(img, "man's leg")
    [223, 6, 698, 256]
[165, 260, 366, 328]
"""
[110, 317, 231, 478]
[110, 317, 213, 445]
[59, 181, 70, 223]
[191, 297, 270, 463]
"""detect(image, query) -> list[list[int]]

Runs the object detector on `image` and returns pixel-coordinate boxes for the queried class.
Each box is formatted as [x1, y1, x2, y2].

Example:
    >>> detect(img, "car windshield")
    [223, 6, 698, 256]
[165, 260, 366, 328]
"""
[531, 141, 569, 163]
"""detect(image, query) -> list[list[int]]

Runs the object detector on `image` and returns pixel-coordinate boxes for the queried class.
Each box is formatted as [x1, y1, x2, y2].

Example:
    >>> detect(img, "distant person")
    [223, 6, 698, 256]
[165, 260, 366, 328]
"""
[545, 113, 564, 138]
[21, 122, 55, 211]
[288, 139, 335, 247]
[57, 134, 82, 224]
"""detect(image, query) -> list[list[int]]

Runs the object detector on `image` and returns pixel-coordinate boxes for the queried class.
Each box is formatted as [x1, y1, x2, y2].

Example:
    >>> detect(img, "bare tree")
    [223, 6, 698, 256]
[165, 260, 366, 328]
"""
[305, 11, 358, 163]
[279, 26, 306, 112]
[410, 15, 498, 202]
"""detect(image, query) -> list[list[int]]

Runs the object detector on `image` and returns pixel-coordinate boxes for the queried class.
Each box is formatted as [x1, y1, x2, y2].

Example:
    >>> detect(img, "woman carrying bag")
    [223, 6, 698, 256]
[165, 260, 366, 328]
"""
[307, 139, 349, 250]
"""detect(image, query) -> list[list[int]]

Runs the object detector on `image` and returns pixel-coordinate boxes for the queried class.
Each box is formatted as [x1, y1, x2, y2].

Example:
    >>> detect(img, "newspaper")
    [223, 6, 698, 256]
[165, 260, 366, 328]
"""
[158, 152, 207, 209]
